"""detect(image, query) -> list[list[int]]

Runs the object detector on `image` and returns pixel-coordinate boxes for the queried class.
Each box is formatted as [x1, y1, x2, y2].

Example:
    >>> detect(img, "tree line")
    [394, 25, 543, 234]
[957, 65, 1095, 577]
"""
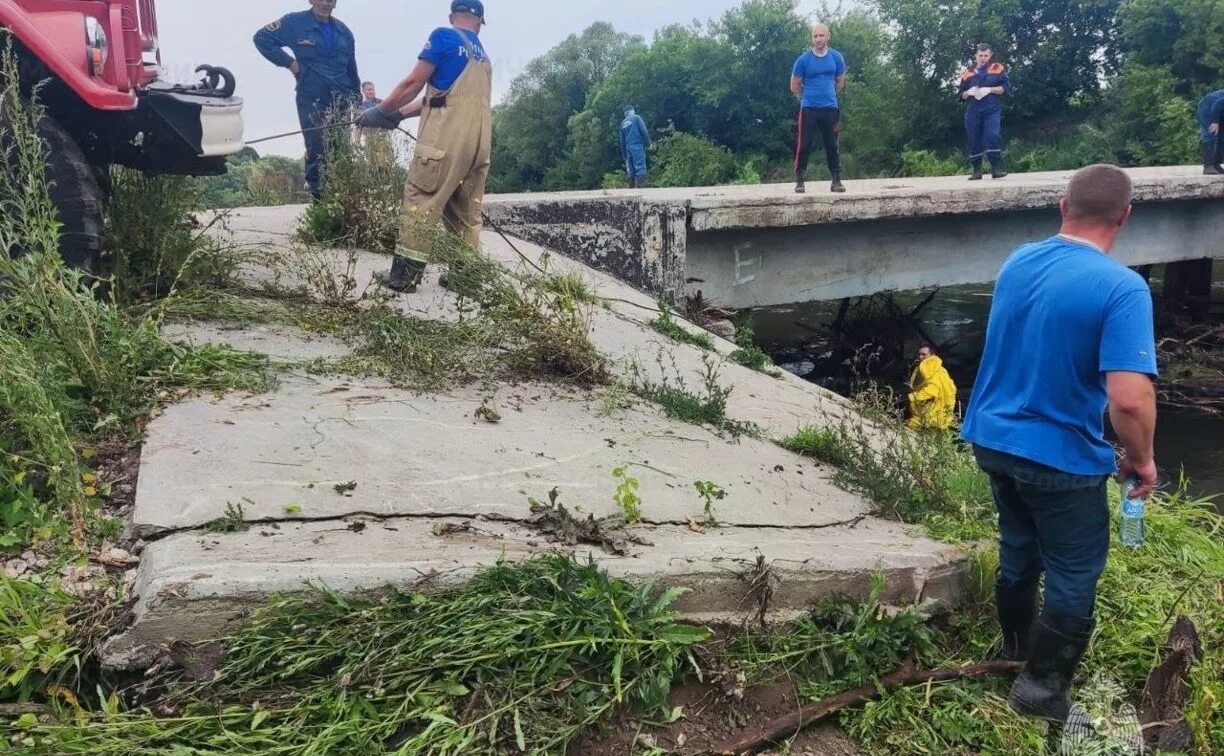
[487, 0, 1219, 192]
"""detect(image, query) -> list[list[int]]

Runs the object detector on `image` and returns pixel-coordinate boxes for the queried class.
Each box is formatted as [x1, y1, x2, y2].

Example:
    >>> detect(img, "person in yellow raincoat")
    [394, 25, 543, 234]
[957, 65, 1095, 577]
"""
[907, 344, 957, 430]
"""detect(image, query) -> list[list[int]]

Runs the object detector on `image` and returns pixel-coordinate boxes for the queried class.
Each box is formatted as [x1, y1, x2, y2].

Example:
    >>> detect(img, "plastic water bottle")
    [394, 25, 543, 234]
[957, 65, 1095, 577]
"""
[1119, 478, 1146, 549]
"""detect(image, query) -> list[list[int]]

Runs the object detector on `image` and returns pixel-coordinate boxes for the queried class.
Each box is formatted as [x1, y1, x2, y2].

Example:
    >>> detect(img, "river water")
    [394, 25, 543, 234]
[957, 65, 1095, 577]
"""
[750, 280, 1224, 503]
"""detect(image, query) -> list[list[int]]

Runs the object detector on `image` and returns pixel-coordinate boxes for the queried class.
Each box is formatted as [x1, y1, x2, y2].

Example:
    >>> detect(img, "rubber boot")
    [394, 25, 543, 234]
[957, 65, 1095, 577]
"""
[830, 173, 846, 193]
[1008, 611, 1094, 722]
[996, 578, 1039, 662]
[1202, 143, 1223, 175]
[990, 158, 1008, 179]
[969, 165, 983, 181]
[374, 251, 426, 294]
[794, 171, 806, 194]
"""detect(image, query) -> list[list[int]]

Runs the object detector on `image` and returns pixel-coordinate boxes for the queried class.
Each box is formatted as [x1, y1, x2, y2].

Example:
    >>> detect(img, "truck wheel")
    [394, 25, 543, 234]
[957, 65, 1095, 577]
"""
[38, 114, 106, 272]
[2, 108, 106, 272]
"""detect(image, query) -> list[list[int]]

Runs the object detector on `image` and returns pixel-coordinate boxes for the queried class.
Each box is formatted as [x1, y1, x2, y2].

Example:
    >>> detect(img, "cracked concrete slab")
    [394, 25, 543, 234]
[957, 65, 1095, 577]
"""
[102, 514, 964, 669]
[110, 206, 962, 669]
[130, 376, 862, 536]
[163, 321, 352, 361]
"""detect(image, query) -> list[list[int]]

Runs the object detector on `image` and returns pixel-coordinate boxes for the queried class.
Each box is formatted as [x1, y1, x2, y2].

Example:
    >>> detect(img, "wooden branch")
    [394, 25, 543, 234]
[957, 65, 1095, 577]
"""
[707, 660, 1024, 755]
[0, 703, 53, 717]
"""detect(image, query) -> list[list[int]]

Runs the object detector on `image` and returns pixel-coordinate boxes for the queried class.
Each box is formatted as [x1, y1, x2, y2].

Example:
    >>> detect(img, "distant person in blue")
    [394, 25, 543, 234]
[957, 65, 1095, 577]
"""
[254, 0, 361, 200]
[962, 164, 1158, 726]
[619, 105, 651, 188]
[1196, 89, 1224, 175]
[354, 81, 383, 147]
[958, 44, 1010, 181]
[790, 23, 846, 194]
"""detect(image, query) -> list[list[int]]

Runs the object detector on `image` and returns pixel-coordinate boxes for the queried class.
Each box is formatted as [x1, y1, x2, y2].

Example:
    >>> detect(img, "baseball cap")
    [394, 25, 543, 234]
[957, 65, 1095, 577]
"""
[623, 104, 636, 114]
[451, 0, 486, 22]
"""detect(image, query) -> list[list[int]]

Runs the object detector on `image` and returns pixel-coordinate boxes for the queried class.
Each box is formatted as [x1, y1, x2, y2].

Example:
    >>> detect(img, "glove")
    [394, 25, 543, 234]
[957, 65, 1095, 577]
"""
[359, 107, 403, 130]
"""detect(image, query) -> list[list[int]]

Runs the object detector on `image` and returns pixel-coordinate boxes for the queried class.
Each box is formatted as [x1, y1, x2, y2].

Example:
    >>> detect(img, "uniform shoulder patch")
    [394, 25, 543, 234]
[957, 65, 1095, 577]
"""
[988, 63, 1005, 74]
[961, 68, 975, 80]
[265, 20, 282, 31]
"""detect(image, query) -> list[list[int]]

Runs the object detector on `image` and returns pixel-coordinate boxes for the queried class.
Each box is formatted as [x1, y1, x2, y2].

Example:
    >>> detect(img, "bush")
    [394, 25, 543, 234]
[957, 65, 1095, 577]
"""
[896, 149, 967, 177]
[298, 109, 408, 252]
[650, 129, 739, 187]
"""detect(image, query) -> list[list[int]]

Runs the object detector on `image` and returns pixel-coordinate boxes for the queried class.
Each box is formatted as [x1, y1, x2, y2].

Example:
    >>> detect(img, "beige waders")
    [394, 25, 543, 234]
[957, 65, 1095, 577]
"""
[380, 32, 492, 292]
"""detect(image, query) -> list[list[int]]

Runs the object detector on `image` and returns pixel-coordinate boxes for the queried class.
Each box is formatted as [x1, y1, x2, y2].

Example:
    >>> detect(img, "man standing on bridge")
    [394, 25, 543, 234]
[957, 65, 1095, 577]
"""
[254, 0, 361, 201]
[619, 105, 652, 188]
[1196, 89, 1224, 175]
[959, 43, 1009, 181]
[962, 164, 1158, 725]
[360, 0, 493, 293]
[790, 23, 846, 194]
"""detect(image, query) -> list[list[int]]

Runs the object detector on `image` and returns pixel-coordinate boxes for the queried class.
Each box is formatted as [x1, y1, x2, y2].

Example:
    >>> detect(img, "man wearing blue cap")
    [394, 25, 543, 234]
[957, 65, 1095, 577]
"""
[619, 105, 651, 188]
[254, 0, 361, 200]
[360, 1, 493, 292]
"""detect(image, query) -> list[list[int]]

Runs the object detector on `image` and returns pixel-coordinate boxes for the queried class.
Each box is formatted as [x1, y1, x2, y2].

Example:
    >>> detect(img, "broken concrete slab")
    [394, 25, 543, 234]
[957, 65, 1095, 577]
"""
[130, 375, 863, 536]
[101, 514, 964, 670]
[163, 321, 353, 361]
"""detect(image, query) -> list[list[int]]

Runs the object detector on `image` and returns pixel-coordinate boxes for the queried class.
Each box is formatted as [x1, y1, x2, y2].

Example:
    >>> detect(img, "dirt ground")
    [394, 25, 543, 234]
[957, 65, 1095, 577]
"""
[576, 677, 861, 755]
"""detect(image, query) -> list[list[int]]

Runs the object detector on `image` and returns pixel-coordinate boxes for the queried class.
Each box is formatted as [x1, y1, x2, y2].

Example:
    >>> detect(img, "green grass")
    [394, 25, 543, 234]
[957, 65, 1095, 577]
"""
[634, 354, 759, 437]
[778, 426, 850, 466]
[18, 556, 708, 755]
[650, 299, 713, 350]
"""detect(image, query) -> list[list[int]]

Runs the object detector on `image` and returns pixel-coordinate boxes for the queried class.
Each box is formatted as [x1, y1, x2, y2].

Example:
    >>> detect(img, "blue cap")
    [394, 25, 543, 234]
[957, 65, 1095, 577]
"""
[451, 0, 486, 21]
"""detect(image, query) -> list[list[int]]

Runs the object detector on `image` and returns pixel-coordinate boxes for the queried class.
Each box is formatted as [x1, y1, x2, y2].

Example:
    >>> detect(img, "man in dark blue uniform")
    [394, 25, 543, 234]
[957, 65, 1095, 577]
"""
[1196, 89, 1224, 175]
[255, 0, 361, 199]
[619, 105, 651, 188]
[959, 43, 1010, 181]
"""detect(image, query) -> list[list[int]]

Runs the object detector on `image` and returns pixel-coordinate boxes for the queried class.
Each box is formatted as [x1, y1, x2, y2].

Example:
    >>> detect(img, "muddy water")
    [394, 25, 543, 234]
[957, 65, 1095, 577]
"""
[750, 277, 1224, 503]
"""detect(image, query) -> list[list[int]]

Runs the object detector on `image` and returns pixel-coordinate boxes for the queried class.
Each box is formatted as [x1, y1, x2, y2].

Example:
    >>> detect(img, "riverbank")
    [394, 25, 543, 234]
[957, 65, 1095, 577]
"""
[752, 274, 1224, 499]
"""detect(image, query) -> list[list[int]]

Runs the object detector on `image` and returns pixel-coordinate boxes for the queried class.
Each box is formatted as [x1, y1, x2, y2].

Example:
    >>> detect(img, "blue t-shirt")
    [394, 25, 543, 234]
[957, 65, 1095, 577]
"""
[961, 236, 1158, 475]
[420, 27, 488, 92]
[792, 49, 846, 109]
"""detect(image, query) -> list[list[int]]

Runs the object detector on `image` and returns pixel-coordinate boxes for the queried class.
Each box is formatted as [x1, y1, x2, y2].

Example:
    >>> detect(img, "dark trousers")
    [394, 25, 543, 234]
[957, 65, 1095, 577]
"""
[973, 445, 1110, 618]
[794, 107, 840, 178]
[297, 97, 327, 199]
[965, 107, 1003, 168]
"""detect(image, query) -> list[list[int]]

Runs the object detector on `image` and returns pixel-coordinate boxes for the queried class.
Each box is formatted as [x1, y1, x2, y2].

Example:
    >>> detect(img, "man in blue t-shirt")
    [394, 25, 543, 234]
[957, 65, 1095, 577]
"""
[361, 0, 493, 293]
[789, 24, 846, 194]
[962, 164, 1158, 726]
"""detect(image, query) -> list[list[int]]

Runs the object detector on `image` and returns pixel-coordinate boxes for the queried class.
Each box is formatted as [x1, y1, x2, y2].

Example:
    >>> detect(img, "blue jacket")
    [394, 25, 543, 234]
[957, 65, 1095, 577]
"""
[1198, 89, 1224, 126]
[254, 10, 360, 104]
[959, 63, 1010, 113]
[619, 114, 650, 157]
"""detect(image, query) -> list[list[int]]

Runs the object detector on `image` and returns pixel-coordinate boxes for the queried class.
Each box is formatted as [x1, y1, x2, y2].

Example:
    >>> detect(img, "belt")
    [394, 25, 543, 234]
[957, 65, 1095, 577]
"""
[427, 94, 448, 108]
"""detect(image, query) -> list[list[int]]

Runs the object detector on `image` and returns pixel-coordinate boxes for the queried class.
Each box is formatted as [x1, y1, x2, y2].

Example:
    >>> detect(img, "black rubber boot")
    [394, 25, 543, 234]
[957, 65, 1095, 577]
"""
[969, 166, 983, 181]
[794, 171, 806, 194]
[830, 173, 846, 193]
[1008, 611, 1094, 722]
[1202, 143, 1223, 175]
[374, 253, 426, 293]
[996, 578, 1039, 662]
[990, 159, 1008, 179]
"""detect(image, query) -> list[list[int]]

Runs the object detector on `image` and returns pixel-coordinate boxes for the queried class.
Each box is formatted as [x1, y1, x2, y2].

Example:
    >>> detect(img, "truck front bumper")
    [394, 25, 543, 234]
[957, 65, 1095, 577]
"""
[130, 83, 244, 174]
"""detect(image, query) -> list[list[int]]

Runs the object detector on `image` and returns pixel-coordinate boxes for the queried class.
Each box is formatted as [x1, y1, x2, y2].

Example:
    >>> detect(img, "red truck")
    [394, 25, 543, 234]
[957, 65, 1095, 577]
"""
[1, 0, 244, 269]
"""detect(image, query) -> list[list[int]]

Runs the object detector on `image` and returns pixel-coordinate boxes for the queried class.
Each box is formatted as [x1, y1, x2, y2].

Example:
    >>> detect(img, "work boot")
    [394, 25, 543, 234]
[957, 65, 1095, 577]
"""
[374, 252, 426, 294]
[1202, 143, 1223, 175]
[794, 171, 806, 194]
[830, 174, 846, 193]
[1009, 611, 1094, 722]
[990, 163, 1008, 179]
[996, 578, 1039, 662]
[969, 166, 983, 181]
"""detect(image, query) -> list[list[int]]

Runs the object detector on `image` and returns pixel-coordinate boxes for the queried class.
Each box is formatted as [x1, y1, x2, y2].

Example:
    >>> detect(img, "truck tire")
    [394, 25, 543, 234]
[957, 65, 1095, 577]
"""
[2, 108, 106, 272]
[38, 114, 106, 272]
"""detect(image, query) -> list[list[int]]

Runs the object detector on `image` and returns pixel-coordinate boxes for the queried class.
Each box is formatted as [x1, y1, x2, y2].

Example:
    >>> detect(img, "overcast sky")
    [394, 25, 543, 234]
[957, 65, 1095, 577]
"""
[158, 1, 824, 157]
